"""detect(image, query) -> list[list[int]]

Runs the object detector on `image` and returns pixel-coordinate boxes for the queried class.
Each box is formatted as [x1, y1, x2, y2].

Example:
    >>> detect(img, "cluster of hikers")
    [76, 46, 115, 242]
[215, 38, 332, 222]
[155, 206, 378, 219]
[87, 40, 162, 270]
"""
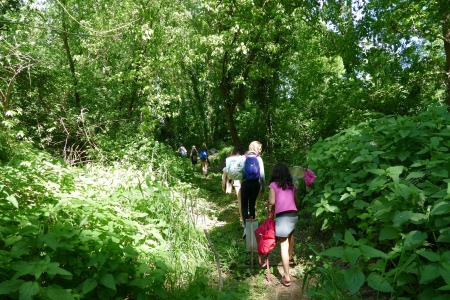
[222, 141, 303, 287]
[177, 140, 314, 287]
[176, 143, 210, 176]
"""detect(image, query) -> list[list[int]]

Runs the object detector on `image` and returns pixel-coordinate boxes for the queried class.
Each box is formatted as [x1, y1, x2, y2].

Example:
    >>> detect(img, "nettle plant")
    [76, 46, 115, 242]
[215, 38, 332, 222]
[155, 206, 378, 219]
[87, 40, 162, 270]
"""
[303, 105, 450, 299]
[0, 144, 210, 299]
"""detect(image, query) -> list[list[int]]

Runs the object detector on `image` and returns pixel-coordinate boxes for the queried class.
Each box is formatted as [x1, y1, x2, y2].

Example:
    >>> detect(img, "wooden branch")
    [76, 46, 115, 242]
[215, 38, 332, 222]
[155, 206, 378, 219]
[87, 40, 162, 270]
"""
[204, 229, 223, 292]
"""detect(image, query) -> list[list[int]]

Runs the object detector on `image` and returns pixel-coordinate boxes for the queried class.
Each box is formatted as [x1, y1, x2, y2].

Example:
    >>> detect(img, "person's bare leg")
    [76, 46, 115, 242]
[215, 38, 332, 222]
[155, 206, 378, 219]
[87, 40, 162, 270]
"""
[288, 233, 295, 261]
[279, 237, 291, 282]
[235, 186, 243, 224]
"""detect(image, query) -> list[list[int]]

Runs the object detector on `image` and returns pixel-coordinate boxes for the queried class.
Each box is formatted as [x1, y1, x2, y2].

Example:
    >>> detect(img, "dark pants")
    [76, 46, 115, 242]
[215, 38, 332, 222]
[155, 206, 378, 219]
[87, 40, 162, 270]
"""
[240, 180, 260, 221]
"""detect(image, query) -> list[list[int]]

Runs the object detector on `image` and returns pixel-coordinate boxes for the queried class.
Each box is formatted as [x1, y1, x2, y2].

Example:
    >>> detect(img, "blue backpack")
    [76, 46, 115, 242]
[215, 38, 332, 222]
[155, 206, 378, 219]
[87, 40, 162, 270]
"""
[199, 149, 208, 160]
[244, 154, 260, 180]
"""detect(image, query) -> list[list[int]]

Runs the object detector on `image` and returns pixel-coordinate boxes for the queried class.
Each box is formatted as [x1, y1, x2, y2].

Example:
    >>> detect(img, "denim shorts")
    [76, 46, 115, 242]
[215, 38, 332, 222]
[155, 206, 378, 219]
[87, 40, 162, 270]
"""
[275, 212, 298, 237]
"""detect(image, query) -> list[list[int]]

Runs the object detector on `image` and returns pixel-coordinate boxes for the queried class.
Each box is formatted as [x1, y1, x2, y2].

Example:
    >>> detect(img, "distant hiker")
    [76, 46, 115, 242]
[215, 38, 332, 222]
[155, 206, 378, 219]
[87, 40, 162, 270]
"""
[223, 145, 246, 227]
[199, 143, 209, 176]
[240, 141, 265, 237]
[267, 162, 299, 287]
[176, 144, 187, 157]
[190, 145, 198, 171]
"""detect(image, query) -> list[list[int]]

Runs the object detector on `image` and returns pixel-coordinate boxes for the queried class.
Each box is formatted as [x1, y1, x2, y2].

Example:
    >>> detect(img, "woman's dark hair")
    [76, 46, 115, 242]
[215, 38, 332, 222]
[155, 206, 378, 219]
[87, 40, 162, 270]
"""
[231, 145, 245, 156]
[269, 163, 294, 190]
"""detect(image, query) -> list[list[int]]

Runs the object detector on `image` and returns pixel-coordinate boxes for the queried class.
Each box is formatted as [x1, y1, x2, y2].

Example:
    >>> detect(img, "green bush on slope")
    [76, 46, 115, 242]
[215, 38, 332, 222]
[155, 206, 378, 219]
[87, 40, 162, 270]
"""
[303, 105, 450, 299]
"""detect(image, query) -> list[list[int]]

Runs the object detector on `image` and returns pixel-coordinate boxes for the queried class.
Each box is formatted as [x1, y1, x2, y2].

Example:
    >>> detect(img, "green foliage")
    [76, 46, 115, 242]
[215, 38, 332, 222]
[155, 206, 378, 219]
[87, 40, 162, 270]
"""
[0, 142, 216, 299]
[302, 105, 450, 298]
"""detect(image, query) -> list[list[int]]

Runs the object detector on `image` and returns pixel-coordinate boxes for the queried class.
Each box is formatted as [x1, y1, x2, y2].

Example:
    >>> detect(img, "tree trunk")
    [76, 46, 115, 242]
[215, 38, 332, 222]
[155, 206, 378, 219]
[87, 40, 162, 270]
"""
[61, 27, 81, 107]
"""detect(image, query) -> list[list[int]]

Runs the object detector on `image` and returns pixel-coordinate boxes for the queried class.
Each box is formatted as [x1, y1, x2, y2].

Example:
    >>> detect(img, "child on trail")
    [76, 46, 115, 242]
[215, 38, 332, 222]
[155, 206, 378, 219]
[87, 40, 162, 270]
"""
[240, 141, 265, 237]
[190, 145, 198, 171]
[223, 145, 245, 227]
[266, 162, 299, 287]
[176, 144, 187, 157]
[199, 143, 209, 176]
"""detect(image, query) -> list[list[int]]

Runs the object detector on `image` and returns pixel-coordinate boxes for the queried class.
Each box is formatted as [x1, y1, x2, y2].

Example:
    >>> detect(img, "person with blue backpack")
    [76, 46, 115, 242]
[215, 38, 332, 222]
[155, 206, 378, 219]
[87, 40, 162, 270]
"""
[199, 143, 209, 176]
[240, 141, 265, 237]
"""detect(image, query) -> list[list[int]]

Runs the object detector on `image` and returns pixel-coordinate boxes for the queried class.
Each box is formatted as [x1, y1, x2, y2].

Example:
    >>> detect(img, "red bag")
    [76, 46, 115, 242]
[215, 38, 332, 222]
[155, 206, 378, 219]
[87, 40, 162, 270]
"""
[254, 207, 276, 281]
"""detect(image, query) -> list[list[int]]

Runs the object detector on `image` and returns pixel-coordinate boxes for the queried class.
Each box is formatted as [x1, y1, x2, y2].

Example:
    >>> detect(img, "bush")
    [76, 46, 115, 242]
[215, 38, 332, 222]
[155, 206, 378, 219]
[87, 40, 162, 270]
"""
[303, 105, 450, 299]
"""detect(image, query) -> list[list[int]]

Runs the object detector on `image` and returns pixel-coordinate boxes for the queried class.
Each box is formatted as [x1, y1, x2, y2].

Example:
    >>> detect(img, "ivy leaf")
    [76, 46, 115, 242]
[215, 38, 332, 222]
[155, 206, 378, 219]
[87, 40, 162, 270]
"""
[47, 284, 74, 300]
[19, 281, 40, 300]
[367, 272, 393, 292]
[100, 274, 116, 291]
[342, 268, 364, 295]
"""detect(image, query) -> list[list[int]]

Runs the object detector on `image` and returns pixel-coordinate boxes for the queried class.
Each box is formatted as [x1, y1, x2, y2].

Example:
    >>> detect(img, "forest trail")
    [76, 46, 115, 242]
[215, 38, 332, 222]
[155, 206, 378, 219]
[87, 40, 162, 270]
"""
[197, 164, 313, 300]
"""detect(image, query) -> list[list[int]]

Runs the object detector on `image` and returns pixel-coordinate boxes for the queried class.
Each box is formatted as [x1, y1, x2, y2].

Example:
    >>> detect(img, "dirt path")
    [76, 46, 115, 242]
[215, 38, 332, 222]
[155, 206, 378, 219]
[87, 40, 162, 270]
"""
[196, 166, 314, 299]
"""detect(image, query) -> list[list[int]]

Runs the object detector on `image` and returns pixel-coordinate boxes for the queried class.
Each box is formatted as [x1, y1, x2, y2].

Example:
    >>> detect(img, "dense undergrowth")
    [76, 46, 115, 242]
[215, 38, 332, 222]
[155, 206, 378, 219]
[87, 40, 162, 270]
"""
[302, 105, 450, 299]
[0, 138, 231, 299]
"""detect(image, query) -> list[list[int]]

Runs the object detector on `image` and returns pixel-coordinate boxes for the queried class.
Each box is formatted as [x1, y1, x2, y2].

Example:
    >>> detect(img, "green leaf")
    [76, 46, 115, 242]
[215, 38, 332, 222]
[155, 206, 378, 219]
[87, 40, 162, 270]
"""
[368, 176, 387, 190]
[82, 278, 98, 294]
[391, 184, 410, 200]
[344, 231, 358, 247]
[0, 280, 25, 295]
[386, 166, 404, 184]
[47, 284, 74, 300]
[406, 172, 425, 180]
[392, 211, 414, 227]
[100, 274, 116, 291]
[19, 282, 40, 300]
[379, 226, 398, 241]
[319, 246, 345, 258]
[6, 195, 18, 208]
[359, 245, 388, 259]
[432, 169, 449, 178]
[367, 272, 393, 292]
[367, 169, 385, 175]
[404, 231, 427, 248]
[47, 263, 72, 277]
[344, 247, 361, 267]
[438, 228, 450, 243]
[431, 201, 450, 216]
[417, 250, 441, 262]
[342, 269, 364, 295]
[420, 264, 441, 283]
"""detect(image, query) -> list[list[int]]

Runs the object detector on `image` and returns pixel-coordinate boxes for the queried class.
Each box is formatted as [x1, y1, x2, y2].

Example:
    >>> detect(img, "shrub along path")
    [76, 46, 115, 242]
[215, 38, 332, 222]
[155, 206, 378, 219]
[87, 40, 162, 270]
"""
[192, 163, 315, 299]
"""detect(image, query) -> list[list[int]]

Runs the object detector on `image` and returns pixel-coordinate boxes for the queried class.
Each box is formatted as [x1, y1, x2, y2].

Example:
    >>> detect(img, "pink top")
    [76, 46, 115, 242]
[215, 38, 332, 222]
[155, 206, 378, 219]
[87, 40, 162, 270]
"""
[269, 182, 298, 215]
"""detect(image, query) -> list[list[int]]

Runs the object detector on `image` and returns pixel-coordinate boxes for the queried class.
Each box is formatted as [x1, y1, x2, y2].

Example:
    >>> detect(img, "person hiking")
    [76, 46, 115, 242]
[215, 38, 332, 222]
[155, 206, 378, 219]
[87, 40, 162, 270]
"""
[190, 145, 198, 171]
[176, 144, 187, 157]
[240, 141, 265, 237]
[266, 162, 299, 287]
[223, 145, 245, 227]
[199, 143, 209, 176]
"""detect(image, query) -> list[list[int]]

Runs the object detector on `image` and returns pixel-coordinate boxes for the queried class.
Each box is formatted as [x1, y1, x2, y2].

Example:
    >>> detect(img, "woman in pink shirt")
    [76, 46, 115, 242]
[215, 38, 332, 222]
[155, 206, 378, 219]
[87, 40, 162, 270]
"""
[267, 163, 299, 287]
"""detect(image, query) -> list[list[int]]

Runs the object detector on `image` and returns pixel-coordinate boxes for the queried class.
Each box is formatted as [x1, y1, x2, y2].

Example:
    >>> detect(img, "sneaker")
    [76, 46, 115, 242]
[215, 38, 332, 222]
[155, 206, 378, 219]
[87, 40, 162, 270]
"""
[240, 223, 245, 228]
